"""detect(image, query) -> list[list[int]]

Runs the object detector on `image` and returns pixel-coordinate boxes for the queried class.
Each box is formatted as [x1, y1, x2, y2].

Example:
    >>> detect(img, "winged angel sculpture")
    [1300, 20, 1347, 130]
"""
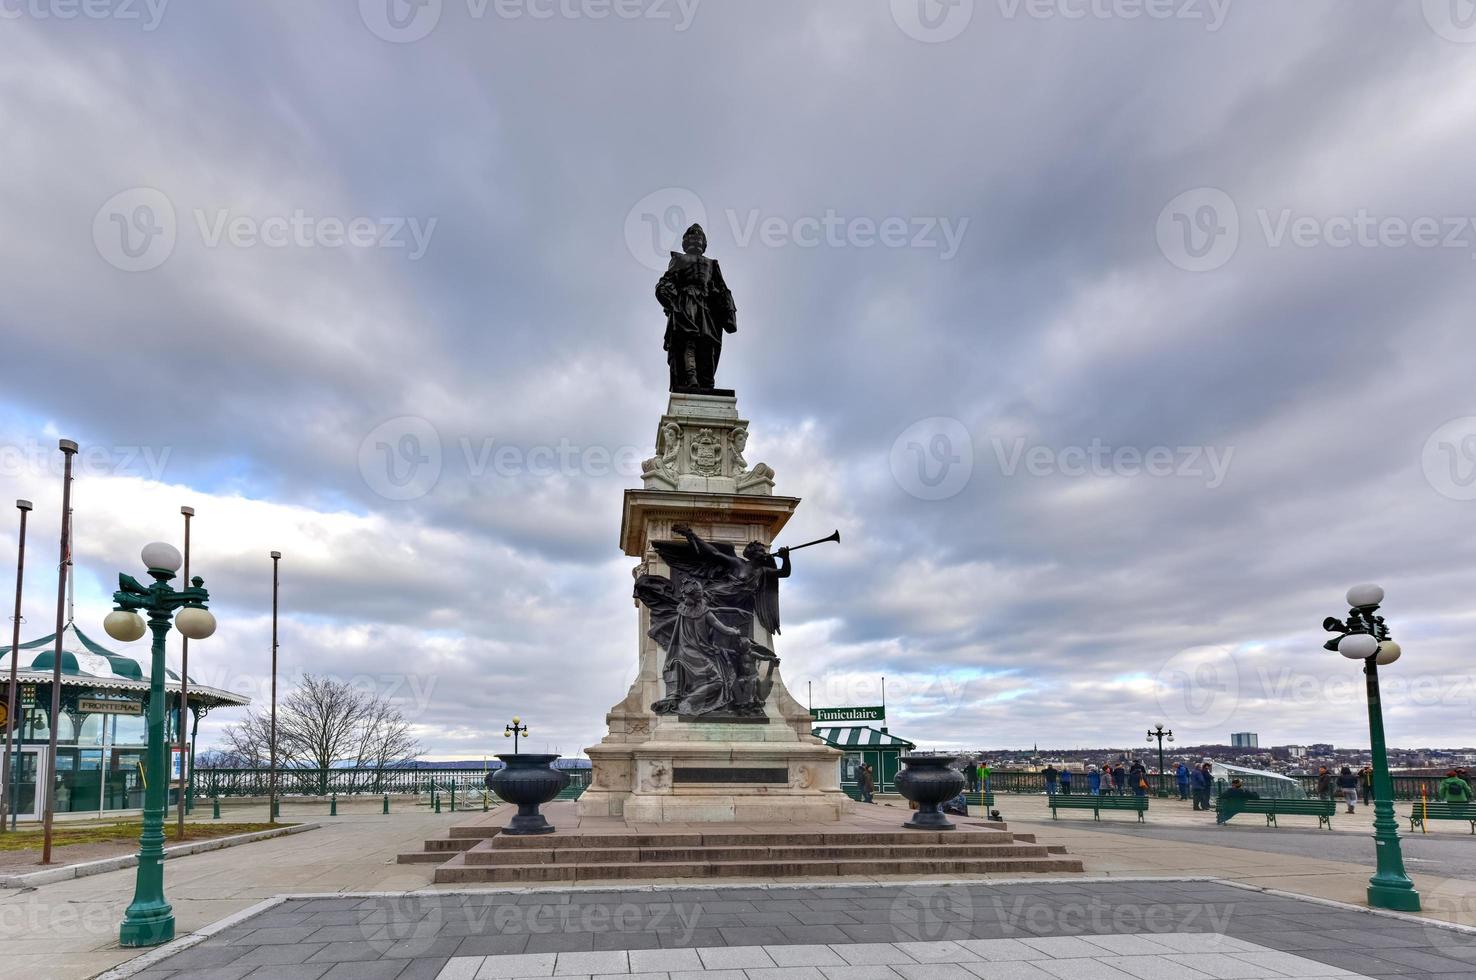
[635, 524, 790, 718]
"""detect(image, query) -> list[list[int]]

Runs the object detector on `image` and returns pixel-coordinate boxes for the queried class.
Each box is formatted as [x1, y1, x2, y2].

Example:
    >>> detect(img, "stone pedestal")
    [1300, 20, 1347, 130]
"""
[579, 392, 849, 823]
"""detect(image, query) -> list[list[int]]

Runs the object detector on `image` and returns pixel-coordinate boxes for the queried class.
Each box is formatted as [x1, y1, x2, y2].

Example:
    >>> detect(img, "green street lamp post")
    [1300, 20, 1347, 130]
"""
[504, 716, 527, 754]
[1321, 582, 1419, 912]
[1146, 723, 1173, 798]
[104, 542, 218, 947]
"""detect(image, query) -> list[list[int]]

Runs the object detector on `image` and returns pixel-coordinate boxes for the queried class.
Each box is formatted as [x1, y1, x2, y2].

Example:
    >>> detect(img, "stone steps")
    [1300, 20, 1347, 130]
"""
[429, 823, 1085, 882]
[433, 851, 1084, 883]
[396, 825, 501, 863]
[464, 842, 1048, 866]
[488, 830, 1003, 848]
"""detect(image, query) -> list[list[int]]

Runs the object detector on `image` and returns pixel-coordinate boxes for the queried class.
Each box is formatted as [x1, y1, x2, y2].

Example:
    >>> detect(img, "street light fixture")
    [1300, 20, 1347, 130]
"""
[104, 542, 217, 947]
[504, 716, 528, 754]
[1146, 723, 1174, 798]
[1321, 582, 1419, 912]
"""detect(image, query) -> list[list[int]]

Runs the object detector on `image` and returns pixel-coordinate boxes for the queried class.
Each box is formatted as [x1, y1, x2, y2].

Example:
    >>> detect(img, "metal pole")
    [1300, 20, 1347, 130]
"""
[1157, 737, 1166, 798]
[175, 506, 193, 839]
[1, 500, 33, 832]
[269, 551, 280, 826]
[120, 599, 175, 945]
[41, 440, 76, 864]
[1364, 658, 1420, 911]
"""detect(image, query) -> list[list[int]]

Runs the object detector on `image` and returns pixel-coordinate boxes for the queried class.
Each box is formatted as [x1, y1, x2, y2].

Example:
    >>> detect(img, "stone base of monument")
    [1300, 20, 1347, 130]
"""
[581, 737, 851, 825]
[579, 389, 851, 824]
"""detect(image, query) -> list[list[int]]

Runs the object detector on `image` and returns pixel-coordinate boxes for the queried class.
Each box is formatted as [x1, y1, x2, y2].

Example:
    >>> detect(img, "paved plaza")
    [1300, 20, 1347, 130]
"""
[106, 880, 1476, 980]
[8, 798, 1476, 980]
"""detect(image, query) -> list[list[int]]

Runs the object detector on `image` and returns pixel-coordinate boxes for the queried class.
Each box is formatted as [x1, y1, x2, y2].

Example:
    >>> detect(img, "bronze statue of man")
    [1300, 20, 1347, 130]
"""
[656, 223, 736, 392]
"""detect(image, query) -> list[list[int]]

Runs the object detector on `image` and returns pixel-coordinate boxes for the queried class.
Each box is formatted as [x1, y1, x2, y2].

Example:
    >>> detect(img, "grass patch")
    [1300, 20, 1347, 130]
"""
[0, 821, 281, 852]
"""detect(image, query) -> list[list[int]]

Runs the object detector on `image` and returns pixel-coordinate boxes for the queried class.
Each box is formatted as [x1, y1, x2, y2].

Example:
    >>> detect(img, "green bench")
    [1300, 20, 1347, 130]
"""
[1050, 794, 1148, 822]
[1408, 802, 1476, 833]
[962, 791, 995, 808]
[1215, 797, 1334, 829]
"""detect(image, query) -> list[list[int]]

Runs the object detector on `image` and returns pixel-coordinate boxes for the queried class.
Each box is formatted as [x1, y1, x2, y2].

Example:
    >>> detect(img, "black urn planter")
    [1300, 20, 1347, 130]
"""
[894, 754, 966, 830]
[488, 754, 569, 835]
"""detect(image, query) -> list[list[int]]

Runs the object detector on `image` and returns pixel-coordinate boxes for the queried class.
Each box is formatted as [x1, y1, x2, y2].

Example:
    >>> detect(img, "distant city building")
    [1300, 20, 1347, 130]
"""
[1230, 732, 1259, 749]
[1308, 742, 1335, 755]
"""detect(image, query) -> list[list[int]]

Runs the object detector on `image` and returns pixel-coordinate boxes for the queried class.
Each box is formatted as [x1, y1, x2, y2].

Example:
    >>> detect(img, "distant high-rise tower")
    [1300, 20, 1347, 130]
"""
[1230, 732, 1259, 749]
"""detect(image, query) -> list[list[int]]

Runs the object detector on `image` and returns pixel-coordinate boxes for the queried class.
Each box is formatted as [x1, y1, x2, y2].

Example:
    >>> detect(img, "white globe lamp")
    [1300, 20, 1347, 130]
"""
[104, 610, 147, 642]
[141, 542, 183, 574]
[1346, 583, 1384, 609]
[1339, 632, 1379, 660]
[175, 606, 217, 640]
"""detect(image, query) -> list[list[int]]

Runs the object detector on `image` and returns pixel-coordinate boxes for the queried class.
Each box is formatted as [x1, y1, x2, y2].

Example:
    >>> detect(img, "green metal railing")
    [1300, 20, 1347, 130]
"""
[192, 767, 591, 800]
[914, 769, 1454, 802]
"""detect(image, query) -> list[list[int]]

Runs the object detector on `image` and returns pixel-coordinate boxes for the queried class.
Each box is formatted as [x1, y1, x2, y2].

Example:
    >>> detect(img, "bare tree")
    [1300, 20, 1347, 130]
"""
[216, 673, 422, 780]
[352, 696, 422, 770]
[217, 709, 299, 768]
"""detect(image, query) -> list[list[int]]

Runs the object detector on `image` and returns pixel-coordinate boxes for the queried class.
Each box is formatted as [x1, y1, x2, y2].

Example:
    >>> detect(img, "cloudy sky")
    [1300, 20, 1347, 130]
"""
[2, 1, 1475, 760]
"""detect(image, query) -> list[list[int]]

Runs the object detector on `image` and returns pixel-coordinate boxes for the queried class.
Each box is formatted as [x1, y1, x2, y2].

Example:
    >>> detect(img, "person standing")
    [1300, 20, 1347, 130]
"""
[1358, 766, 1374, 805]
[858, 763, 875, 804]
[1175, 762, 1191, 800]
[1059, 767, 1072, 795]
[1129, 759, 1147, 797]
[979, 759, 992, 796]
[1316, 767, 1332, 801]
[1042, 764, 1059, 797]
[966, 759, 979, 794]
[1336, 766, 1359, 814]
[1112, 764, 1127, 796]
[1438, 770, 1472, 803]
[1191, 762, 1213, 811]
[1087, 765, 1102, 796]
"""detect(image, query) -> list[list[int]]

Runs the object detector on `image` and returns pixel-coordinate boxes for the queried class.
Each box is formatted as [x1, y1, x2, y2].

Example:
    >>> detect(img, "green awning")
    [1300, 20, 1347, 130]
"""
[812, 725, 915, 750]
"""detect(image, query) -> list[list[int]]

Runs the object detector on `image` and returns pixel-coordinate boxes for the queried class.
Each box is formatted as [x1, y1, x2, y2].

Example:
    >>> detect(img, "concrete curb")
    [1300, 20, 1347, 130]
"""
[0, 822, 319, 889]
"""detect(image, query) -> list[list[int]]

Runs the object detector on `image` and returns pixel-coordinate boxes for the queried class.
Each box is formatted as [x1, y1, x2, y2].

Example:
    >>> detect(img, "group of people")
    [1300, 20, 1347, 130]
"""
[1041, 761, 1158, 798]
[1308, 766, 1372, 813]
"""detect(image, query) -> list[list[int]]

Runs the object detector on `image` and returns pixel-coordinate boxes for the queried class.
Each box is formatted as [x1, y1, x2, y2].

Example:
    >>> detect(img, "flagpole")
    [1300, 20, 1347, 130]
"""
[41, 440, 77, 864]
[1, 500, 33, 833]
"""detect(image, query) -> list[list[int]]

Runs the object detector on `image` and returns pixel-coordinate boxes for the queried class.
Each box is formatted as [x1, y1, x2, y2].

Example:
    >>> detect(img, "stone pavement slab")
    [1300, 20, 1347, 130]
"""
[100, 881, 1476, 980]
